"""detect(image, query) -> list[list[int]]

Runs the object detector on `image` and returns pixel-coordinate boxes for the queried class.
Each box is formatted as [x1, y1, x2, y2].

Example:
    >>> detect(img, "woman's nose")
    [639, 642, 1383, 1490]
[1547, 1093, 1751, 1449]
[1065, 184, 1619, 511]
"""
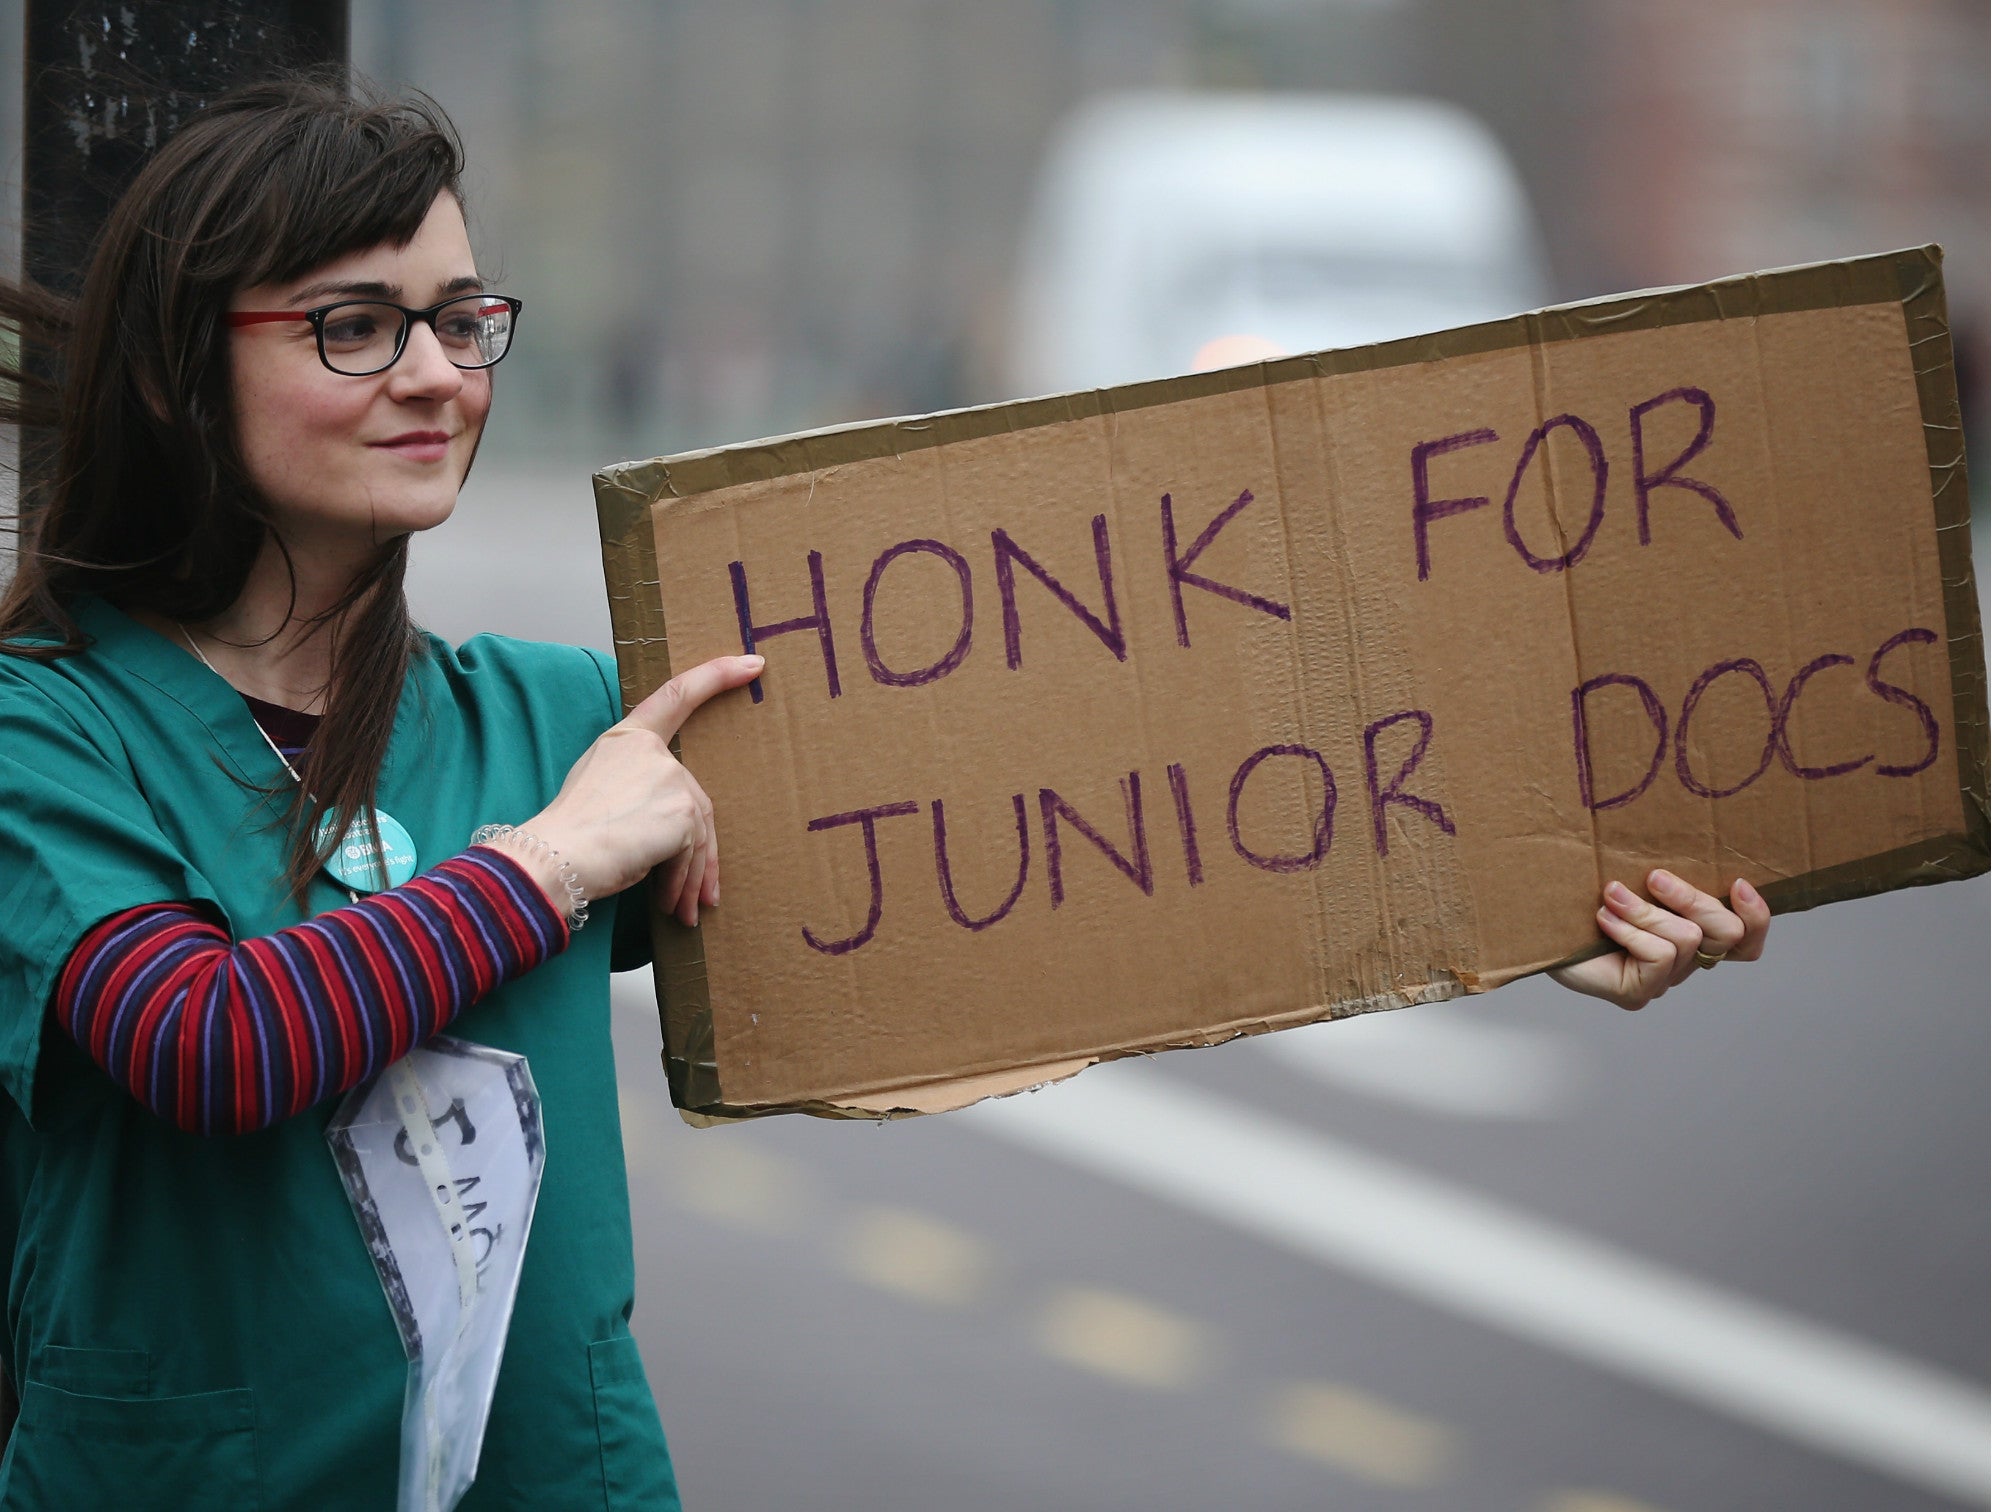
[388, 318, 466, 399]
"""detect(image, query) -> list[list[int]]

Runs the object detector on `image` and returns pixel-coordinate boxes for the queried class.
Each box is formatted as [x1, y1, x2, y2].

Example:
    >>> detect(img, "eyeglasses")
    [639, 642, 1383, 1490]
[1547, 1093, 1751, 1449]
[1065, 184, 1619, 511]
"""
[226, 294, 523, 376]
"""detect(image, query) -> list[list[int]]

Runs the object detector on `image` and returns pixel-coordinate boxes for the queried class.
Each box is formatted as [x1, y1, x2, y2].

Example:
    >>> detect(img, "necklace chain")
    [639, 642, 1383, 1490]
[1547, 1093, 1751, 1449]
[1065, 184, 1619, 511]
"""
[177, 621, 308, 786]
[180, 620, 370, 903]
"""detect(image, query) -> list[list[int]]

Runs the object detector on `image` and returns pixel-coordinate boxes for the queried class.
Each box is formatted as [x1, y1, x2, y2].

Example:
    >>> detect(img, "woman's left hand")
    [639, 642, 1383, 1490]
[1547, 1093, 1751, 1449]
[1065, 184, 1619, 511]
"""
[1550, 870, 1772, 1011]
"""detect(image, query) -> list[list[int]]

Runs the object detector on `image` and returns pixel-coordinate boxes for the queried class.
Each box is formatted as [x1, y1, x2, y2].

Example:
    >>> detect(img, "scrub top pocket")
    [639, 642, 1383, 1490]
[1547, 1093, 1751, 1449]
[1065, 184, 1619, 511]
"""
[588, 1334, 680, 1511]
[3, 1379, 259, 1512]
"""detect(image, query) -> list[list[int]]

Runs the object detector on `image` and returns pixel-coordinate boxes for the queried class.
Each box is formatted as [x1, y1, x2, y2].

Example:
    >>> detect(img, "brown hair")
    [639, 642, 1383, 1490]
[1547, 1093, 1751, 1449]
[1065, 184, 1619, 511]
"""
[0, 71, 469, 902]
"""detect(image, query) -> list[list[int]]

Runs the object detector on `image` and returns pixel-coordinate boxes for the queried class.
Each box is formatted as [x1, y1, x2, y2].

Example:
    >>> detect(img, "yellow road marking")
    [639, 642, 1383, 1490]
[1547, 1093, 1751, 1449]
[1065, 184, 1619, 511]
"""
[1035, 1287, 1209, 1389]
[1263, 1381, 1458, 1487]
[838, 1208, 993, 1306]
[666, 1140, 805, 1232]
[963, 1072, 1991, 1504]
[616, 1088, 675, 1181]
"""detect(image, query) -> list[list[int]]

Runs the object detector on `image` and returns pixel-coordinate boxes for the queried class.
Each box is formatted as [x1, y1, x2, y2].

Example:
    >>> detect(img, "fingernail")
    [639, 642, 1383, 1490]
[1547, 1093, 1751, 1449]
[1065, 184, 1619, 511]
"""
[1650, 868, 1679, 891]
[1606, 881, 1634, 904]
[1736, 878, 1760, 904]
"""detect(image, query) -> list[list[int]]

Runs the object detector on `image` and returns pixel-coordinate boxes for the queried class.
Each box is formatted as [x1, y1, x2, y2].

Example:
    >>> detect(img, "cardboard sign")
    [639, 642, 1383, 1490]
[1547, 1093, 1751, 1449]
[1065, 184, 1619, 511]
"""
[596, 247, 1988, 1121]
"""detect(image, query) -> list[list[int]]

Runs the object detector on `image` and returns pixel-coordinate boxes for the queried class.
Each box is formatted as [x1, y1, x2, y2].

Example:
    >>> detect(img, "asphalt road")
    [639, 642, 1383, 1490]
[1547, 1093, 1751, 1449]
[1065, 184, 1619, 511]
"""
[414, 465, 1990, 1512]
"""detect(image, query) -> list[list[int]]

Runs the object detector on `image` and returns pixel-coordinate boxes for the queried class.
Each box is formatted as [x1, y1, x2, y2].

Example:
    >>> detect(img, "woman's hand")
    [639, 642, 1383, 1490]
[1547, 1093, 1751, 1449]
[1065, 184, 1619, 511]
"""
[517, 654, 763, 927]
[1550, 870, 1772, 1011]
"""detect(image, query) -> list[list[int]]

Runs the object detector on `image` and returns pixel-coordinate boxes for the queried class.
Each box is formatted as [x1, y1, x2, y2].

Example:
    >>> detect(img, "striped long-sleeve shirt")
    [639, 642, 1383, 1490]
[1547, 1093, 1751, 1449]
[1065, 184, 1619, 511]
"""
[55, 846, 567, 1136]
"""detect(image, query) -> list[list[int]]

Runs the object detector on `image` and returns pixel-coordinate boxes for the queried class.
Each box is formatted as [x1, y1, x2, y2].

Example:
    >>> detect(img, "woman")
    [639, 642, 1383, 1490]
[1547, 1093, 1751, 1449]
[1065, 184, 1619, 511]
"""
[0, 74, 1765, 1510]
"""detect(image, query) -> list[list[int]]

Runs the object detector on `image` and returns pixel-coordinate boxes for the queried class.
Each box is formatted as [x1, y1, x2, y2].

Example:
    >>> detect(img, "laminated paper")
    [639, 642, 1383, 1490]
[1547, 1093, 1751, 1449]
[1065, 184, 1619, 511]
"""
[595, 247, 1988, 1121]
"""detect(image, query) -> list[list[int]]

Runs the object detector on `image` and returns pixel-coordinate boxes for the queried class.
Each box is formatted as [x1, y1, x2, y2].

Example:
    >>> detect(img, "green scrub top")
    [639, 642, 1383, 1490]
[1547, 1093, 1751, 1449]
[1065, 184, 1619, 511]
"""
[0, 598, 680, 1511]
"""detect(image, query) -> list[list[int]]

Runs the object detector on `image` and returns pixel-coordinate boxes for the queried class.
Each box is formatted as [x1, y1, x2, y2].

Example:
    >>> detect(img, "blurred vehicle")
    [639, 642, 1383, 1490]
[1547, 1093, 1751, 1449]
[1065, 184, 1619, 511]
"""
[1007, 91, 1551, 395]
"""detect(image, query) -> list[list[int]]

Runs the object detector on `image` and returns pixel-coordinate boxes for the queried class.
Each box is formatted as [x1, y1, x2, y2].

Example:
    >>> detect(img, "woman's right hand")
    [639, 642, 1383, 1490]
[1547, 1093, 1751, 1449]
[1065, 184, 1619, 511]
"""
[516, 654, 763, 927]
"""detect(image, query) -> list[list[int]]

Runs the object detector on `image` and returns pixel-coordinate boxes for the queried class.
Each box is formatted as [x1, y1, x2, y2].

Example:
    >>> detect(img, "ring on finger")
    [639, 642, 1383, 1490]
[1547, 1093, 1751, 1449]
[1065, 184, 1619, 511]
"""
[1693, 947, 1728, 970]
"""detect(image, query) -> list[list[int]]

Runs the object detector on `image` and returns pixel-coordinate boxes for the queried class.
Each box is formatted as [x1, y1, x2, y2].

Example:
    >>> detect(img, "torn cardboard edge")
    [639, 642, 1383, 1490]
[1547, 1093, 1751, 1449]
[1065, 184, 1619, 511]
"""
[596, 245, 1989, 1126]
[671, 980, 1472, 1126]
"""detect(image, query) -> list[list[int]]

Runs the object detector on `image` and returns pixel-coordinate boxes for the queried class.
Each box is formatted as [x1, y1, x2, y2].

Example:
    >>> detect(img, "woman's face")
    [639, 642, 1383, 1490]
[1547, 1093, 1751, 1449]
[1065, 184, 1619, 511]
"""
[227, 191, 492, 559]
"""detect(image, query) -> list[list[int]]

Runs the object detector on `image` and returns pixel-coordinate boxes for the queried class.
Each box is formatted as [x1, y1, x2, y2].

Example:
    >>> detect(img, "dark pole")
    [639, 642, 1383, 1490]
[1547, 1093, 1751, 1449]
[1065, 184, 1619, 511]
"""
[9, 0, 349, 1441]
[17, 0, 350, 520]
[24, 1, 350, 297]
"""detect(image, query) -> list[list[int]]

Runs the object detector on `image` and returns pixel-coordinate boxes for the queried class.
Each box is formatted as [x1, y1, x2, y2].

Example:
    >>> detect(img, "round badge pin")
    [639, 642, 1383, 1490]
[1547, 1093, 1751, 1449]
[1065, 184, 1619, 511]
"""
[316, 809, 419, 892]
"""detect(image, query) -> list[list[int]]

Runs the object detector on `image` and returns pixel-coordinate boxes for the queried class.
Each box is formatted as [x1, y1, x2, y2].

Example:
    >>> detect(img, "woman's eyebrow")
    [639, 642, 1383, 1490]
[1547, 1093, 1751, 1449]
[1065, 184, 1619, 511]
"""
[280, 274, 488, 304]
[287, 278, 398, 303]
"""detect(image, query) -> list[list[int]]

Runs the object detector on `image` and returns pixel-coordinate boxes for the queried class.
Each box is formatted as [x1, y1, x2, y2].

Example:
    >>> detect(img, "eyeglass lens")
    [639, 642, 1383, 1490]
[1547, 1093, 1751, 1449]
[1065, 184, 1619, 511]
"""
[318, 296, 515, 375]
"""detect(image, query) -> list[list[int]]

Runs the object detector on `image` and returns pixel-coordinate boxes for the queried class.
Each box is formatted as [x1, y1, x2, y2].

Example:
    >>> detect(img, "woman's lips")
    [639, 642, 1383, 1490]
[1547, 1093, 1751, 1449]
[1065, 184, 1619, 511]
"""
[371, 430, 452, 462]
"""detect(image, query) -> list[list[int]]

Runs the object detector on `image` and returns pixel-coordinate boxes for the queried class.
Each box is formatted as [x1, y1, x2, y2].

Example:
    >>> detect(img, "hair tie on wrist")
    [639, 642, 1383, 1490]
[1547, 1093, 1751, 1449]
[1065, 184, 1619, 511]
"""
[472, 824, 590, 930]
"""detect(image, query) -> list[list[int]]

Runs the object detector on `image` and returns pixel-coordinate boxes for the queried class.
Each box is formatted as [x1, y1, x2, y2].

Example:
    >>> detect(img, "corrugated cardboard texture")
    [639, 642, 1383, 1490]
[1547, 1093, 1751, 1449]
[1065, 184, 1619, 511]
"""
[596, 247, 1988, 1121]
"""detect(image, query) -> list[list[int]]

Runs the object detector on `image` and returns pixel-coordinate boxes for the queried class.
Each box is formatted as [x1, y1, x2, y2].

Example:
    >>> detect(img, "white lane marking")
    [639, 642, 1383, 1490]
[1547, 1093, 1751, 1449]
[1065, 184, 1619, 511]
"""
[1257, 1004, 1585, 1120]
[959, 1065, 1991, 1506]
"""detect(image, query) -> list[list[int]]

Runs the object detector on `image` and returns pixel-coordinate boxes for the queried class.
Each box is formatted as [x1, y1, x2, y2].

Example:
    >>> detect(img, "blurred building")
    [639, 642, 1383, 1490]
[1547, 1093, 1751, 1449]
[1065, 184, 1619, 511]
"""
[17, 0, 1950, 473]
[1583, 0, 1985, 294]
[1580, 0, 1989, 449]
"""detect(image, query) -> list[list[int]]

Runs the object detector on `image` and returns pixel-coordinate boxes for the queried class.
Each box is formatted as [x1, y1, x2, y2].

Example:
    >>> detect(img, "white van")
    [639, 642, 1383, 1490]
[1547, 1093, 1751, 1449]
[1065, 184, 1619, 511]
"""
[1007, 91, 1551, 396]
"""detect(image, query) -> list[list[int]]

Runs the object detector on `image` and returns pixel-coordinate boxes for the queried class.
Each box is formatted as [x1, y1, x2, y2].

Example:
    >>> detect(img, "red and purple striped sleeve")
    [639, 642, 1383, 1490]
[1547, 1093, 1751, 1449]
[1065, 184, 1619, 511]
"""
[53, 847, 567, 1136]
